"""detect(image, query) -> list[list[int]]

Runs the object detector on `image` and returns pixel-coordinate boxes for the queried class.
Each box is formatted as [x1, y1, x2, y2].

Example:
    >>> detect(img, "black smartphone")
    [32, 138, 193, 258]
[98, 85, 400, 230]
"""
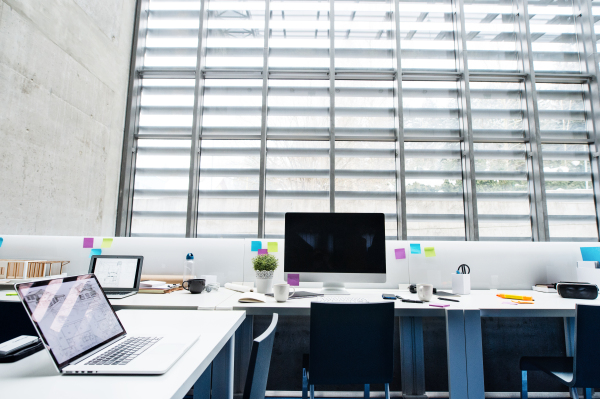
[382, 293, 396, 300]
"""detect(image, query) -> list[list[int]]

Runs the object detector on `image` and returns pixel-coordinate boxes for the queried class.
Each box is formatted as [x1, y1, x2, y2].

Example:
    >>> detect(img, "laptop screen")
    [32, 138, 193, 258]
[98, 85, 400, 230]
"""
[16, 274, 126, 369]
[89, 256, 143, 289]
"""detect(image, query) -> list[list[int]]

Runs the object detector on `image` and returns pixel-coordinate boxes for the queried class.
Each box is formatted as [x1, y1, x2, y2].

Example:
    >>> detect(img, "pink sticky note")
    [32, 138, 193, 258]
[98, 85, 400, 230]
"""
[288, 274, 299, 286]
[429, 303, 450, 308]
[83, 237, 94, 248]
[258, 249, 268, 255]
[395, 248, 406, 259]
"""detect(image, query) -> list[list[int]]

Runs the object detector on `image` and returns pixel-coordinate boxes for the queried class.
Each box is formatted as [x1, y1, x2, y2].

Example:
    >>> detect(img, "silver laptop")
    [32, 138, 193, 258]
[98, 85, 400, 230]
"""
[15, 274, 199, 375]
[89, 255, 143, 299]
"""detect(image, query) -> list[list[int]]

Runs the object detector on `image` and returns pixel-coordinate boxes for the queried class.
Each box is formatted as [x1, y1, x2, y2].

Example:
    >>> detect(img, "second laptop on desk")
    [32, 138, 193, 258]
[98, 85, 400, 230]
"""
[89, 255, 143, 299]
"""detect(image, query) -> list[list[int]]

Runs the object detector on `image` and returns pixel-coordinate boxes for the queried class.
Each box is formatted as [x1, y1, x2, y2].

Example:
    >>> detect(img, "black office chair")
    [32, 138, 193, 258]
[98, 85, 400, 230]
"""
[302, 302, 394, 399]
[519, 304, 600, 399]
[243, 313, 279, 399]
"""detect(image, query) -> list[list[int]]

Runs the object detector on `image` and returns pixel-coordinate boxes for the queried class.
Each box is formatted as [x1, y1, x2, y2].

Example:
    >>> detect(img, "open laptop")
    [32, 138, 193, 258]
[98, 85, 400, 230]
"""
[15, 274, 199, 375]
[88, 255, 143, 299]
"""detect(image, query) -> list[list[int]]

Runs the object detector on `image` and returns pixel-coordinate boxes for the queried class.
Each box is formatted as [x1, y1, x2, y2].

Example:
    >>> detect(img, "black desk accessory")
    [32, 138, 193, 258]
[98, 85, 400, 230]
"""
[0, 302, 44, 363]
[556, 282, 599, 300]
[438, 297, 460, 302]
[408, 285, 459, 297]
[396, 295, 423, 304]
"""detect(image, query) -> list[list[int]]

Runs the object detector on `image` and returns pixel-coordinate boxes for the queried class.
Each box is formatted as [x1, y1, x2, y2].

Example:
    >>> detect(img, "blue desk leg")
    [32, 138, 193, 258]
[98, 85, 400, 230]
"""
[213, 335, 235, 399]
[399, 316, 427, 399]
[234, 316, 254, 395]
[464, 310, 484, 399]
[194, 364, 212, 399]
[563, 317, 578, 399]
[446, 309, 468, 399]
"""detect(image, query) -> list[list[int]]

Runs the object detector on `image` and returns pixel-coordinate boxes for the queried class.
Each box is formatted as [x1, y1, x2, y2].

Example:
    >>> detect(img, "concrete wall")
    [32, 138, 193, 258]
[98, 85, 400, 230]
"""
[0, 0, 136, 235]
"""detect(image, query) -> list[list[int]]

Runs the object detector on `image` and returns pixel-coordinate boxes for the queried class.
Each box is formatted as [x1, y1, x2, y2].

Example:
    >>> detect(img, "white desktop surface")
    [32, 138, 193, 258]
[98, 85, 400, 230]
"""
[0, 288, 239, 310]
[0, 309, 245, 399]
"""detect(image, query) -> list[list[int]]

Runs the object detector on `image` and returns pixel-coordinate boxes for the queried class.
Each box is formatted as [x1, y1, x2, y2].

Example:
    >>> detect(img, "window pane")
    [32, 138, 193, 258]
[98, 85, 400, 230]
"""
[537, 83, 588, 141]
[265, 141, 330, 237]
[335, 0, 395, 71]
[198, 140, 260, 237]
[144, 0, 200, 68]
[270, 0, 330, 70]
[543, 144, 597, 241]
[403, 81, 461, 140]
[131, 140, 190, 237]
[528, 0, 581, 73]
[335, 142, 398, 238]
[474, 143, 532, 240]
[405, 142, 465, 240]
[399, 0, 456, 71]
[464, 0, 519, 71]
[205, 0, 265, 69]
[470, 82, 526, 141]
[139, 79, 195, 137]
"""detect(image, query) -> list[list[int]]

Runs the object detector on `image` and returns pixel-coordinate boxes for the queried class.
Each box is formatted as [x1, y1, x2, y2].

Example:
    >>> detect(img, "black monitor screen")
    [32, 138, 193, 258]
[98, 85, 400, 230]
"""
[284, 213, 386, 274]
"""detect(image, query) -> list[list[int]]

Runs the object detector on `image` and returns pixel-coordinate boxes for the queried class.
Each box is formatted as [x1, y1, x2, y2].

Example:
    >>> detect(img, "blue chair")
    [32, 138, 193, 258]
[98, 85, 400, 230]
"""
[520, 304, 600, 399]
[243, 313, 279, 399]
[302, 302, 394, 399]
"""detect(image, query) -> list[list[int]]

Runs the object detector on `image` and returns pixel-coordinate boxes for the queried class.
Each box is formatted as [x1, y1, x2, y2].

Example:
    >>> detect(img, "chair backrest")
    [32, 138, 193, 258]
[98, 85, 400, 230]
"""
[309, 302, 394, 385]
[574, 304, 600, 387]
[243, 313, 279, 399]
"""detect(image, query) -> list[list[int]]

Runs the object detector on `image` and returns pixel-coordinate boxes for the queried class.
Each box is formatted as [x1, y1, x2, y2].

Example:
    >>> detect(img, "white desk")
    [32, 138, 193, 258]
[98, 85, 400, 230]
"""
[0, 309, 246, 399]
[0, 289, 239, 310]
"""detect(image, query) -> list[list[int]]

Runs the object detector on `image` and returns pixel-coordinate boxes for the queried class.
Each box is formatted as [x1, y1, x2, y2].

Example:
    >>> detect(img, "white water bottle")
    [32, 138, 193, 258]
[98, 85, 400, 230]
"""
[183, 253, 196, 282]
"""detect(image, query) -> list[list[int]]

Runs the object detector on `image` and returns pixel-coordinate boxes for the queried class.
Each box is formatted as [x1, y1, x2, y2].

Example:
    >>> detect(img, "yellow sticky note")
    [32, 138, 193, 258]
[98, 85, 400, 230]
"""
[424, 247, 436, 257]
[101, 238, 113, 248]
[267, 242, 278, 253]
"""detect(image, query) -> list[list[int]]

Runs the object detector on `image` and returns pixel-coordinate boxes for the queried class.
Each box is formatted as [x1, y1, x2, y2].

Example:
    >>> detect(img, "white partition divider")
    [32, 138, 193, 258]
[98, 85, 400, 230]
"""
[0, 236, 596, 289]
[406, 241, 582, 290]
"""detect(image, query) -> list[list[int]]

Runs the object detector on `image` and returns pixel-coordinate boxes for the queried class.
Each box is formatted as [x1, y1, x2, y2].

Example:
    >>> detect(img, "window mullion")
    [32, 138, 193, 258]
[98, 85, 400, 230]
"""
[329, 0, 335, 213]
[453, 0, 479, 240]
[515, 0, 549, 241]
[258, 0, 271, 238]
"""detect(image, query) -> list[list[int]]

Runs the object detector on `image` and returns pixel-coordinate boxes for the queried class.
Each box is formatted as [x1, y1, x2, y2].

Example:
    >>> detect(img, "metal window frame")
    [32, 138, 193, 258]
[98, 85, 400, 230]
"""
[116, 0, 600, 242]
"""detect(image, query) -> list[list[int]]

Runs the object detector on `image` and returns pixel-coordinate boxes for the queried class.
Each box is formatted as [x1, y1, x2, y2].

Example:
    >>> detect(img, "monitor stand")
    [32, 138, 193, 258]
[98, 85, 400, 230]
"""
[320, 282, 350, 295]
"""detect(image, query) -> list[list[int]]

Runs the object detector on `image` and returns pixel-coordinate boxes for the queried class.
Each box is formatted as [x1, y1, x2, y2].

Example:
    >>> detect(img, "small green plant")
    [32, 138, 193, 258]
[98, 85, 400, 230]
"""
[252, 254, 278, 272]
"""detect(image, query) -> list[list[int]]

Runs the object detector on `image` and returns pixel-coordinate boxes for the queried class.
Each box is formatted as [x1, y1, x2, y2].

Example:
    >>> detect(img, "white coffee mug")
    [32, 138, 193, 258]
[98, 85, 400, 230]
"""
[417, 284, 434, 302]
[273, 283, 296, 302]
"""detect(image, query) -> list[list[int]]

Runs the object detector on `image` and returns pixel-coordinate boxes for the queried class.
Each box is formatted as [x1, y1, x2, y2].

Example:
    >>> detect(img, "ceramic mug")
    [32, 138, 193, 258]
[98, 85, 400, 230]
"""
[273, 283, 296, 302]
[417, 283, 434, 302]
[182, 278, 206, 294]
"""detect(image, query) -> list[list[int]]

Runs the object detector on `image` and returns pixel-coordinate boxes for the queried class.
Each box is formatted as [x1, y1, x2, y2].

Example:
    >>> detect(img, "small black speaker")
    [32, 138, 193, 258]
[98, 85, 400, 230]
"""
[556, 282, 599, 300]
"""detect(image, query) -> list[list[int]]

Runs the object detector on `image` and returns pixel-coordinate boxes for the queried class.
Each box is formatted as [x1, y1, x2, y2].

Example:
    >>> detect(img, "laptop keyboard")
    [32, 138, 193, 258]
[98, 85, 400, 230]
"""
[85, 337, 162, 366]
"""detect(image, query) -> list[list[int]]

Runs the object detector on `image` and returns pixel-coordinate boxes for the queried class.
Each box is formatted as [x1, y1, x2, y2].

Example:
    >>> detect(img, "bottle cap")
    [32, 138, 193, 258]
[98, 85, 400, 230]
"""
[186, 253, 194, 260]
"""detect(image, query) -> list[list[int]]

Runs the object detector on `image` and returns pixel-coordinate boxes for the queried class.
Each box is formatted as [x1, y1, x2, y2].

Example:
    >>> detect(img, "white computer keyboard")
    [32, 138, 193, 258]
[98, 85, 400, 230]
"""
[315, 296, 369, 303]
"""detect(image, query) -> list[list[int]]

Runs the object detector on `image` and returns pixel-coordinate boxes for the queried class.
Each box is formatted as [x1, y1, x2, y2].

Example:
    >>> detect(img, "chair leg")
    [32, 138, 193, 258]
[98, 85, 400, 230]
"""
[310, 384, 314, 399]
[521, 370, 528, 399]
[364, 384, 370, 399]
[302, 369, 308, 399]
[384, 383, 390, 399]
[585, 388, 592, 399]
[569, 387, 578, 399]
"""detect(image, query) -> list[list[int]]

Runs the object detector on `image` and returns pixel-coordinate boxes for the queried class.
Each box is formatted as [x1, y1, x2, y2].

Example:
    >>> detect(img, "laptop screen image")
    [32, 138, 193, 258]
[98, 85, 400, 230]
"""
[16, 274, 126, 370]
[92, 257, 139, 289]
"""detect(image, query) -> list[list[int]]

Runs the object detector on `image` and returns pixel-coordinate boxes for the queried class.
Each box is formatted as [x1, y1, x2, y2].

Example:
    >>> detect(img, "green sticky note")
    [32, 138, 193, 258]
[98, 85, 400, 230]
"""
[424, 247, 436, 257]
[267, 242, 278, 253]
[101, 238, 113, 248]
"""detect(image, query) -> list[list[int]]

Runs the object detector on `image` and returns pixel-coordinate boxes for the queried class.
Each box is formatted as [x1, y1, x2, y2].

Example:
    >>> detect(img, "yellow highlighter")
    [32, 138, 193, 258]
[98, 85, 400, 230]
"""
[497, 293, 534, 301]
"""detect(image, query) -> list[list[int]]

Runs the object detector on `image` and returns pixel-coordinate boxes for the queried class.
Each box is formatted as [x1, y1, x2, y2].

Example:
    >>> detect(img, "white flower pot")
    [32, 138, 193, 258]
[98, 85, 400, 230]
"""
[255, 270, 274, 294]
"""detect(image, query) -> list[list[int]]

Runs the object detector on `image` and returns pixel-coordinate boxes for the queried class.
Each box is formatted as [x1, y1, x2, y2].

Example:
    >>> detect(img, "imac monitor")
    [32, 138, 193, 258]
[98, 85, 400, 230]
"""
[284, 213, 386, 294]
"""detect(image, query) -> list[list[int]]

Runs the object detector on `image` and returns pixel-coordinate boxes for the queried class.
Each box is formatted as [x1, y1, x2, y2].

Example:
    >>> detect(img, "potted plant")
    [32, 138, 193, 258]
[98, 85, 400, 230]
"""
[252, 254, 278, 294]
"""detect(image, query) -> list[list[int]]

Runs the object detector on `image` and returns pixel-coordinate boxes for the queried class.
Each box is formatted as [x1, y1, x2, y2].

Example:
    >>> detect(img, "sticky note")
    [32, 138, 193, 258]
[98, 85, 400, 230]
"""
[251, 241, 261, 251]
[424, 247, 436, 257]
[395, 248, 406, 260]
[0, 237, 3, 248]
[100, 238, 113, 249]
[580, 247, 600, 262]
[89, 249, 102, 258]
[258, 249, 268, 255]
[288, 274, 299, 286]
[83, 237, 94, 248]
[410, 244, 421, 254]
[268, 242, 278, 253]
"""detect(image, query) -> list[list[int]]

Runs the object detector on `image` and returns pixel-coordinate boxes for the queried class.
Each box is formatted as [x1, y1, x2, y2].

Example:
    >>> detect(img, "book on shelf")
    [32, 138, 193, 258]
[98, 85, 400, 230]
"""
[238, 293, 267, 303]
[138, 285, 183, 294]
[532, 284, 557, 293]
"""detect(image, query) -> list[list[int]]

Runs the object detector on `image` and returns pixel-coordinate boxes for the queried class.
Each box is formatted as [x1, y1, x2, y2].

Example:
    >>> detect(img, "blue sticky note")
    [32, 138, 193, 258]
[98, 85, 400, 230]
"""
[581, 247, 600, 262]
[410, 244, 421, 254]
[251, 241, 261, 251]
[89, 249, 102, 258]
[0, 237, 3, 248]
